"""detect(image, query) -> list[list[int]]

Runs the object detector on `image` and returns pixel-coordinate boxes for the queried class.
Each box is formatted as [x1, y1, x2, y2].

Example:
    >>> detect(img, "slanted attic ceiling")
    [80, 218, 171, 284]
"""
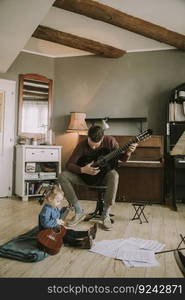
[0, 0, 185, 73]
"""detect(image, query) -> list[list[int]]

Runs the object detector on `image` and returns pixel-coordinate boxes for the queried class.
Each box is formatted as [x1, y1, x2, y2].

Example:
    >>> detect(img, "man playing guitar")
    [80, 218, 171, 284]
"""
[59, 125, 137, 230]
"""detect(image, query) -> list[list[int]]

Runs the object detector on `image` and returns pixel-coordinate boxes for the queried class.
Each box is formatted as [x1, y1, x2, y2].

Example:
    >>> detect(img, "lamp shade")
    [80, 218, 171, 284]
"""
[67, 112, 88, 133]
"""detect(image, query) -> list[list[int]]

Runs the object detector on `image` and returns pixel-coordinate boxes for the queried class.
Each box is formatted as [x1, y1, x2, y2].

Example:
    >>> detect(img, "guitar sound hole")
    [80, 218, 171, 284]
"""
[53, 226, 60, 233]
[47, 235, 56, 241]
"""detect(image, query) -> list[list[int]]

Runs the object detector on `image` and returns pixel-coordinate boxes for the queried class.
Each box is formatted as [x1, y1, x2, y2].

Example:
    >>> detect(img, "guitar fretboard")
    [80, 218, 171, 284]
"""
[93, 129, 152, 167]
[101, 136, 139, 162]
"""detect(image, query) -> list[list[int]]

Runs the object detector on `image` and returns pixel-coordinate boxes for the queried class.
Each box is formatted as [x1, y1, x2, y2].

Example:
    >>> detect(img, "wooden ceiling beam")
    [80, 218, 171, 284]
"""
[32, 25, 125, 58]
[53, 0, 185, 50]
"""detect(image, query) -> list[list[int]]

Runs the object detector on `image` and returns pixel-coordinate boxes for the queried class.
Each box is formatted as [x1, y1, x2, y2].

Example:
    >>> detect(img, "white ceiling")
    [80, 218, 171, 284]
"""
[1, 0, 185, 73]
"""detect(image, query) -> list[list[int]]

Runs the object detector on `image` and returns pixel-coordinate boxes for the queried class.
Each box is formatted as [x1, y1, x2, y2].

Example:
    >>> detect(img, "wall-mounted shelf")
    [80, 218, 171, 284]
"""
[86, 117, 147, 132]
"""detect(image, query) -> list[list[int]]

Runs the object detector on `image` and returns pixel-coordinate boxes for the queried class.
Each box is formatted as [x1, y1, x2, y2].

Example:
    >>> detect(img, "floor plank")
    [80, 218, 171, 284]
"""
[0, 197, 184, 278]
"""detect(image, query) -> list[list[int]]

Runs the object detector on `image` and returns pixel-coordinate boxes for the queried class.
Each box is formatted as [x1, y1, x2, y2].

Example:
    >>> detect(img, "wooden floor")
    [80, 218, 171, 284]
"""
[0, 197, 184, 278]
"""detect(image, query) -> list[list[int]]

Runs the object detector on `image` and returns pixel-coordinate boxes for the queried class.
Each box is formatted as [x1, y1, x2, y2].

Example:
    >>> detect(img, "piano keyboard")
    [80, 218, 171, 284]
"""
[128, 160, 160, 164]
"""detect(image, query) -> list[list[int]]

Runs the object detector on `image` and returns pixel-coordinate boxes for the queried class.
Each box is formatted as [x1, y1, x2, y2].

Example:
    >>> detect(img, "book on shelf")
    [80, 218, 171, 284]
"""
[169, 102, 185, 122]
[24, 181, 57, 196]
[25, 162, 36, 173]
[39, 172, 57, 179]
[35, 184, 43, 195]
[37, 183, 51, 195]
[24, 172, 39, 180]
[29, 183, 35, 195]
[25, 182, 37, 195]
[25, 182, 29, 195]
[169, 102, 175, 121]
[174, 102, 185, 121]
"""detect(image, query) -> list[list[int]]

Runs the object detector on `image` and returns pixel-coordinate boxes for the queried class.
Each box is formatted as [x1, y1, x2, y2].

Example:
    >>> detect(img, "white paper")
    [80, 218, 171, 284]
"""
[116, 249, 155, 263]
[123, 258, 159, 268]
[89, 237, 165, 268]
[90, 239, 126, 258]
[127, 237, 165, 252]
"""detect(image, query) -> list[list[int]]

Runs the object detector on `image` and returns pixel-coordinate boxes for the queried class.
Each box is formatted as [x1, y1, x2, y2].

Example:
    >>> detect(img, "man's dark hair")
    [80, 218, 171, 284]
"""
[88, 125, 104, 142]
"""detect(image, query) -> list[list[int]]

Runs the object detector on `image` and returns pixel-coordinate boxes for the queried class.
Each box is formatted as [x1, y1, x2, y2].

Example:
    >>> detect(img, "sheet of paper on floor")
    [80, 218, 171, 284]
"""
[127, 237, 165, 252]
[90, 237, 165, 267]
[123, 258, 159, 267]
[90, 239, 126, 258]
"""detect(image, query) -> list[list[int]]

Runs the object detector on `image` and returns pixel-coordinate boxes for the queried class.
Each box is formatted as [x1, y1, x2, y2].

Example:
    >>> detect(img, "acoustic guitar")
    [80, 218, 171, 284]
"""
[37, 206, 70, 255]
[78, 129, 153, 185]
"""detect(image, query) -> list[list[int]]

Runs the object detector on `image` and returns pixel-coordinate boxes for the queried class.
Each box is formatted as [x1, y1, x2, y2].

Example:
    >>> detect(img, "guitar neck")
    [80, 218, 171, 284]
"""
[103, 136, 139, 162]
[93, 137, 138, 167]
[61, 206, 71, 220]
[93, 129, 152, 167]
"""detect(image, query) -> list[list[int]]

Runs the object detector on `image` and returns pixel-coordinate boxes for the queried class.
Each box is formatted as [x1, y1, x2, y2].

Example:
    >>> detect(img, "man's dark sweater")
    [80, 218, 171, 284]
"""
[66, 136, 130, 174]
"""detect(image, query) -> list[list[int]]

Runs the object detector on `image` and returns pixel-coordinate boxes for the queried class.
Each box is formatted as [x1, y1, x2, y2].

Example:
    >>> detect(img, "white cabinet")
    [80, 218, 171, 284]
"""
[15, 145, 62, 201]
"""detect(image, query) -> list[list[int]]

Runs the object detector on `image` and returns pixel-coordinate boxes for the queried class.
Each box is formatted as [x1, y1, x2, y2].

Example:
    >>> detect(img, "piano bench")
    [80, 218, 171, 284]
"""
[131, 202, 149, 224]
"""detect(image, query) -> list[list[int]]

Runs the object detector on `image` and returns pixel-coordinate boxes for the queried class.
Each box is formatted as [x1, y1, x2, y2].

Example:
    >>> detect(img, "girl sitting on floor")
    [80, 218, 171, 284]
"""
[38, 185, 97, 249]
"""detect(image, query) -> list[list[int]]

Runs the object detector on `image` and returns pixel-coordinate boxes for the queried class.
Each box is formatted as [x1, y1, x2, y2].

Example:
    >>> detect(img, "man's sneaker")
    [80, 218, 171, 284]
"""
[78, 235, 93, 249]
[88, 223, 98, 239]
[67, 210, 86, 226]
[102, 216, 112, 230]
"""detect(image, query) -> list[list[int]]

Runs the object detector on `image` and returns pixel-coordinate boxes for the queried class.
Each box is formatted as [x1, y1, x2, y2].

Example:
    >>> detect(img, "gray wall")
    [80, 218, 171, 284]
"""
[54, 49, 185, 136]
[0, 51, 54, 83]
[1, 49, 185, 141]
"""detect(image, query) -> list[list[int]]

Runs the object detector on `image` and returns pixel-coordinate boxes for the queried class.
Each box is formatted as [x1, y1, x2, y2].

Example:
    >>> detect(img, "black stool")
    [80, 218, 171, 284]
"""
[84, 185, 114, 222]
[131, 202, 148, 224]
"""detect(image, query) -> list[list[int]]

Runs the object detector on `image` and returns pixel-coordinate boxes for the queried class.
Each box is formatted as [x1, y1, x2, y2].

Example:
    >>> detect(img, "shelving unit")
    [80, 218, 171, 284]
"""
[15, 145, 62, 201]
[86, 117, 147, 132]
[165, 82, 185, 209]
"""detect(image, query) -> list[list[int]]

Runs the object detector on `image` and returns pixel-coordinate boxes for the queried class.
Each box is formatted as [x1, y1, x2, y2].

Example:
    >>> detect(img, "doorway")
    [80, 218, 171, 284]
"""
[0, 79, 16, 197]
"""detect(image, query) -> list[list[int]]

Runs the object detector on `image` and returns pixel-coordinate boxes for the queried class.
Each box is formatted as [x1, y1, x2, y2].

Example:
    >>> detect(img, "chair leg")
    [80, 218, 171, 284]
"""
[84, 191, 115, 222]
[98, 191, 104, 215]
[84, 190, 115, 222]
[84, 192, 104, 221]
[131, 205, 143, 224]
[140, 206, 148, 223]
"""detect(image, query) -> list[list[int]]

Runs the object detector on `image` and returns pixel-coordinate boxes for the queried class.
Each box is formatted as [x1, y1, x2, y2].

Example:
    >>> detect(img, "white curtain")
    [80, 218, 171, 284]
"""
[22, 100, 48, 133]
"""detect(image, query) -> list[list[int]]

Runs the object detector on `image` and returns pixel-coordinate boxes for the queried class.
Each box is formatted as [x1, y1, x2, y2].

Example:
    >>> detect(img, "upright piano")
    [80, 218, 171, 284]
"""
[116, 135, 164, 204]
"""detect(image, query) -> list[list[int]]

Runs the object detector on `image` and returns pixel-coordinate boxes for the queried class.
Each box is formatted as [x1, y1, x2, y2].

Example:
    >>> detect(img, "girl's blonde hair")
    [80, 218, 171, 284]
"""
[45, 184, 64, 204]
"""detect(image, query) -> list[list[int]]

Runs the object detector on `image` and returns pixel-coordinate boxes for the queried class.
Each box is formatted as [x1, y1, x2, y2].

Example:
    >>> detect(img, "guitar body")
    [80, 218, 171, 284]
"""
[78, 148, 118, 185]
[37, 225, 66, 255]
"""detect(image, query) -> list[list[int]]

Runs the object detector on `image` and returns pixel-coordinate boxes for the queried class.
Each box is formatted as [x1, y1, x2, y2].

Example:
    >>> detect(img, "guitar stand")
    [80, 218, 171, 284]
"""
[156, 234, 185, 255]
[131, 202, 148, 224]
